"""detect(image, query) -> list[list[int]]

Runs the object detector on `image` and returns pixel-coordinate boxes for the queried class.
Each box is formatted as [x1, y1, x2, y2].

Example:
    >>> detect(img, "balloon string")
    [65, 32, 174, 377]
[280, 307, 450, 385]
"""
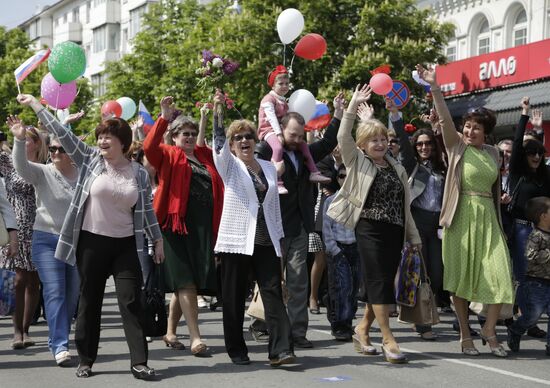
[283, 44, 286, 67]
[55, 83, 60, 112]
[289, 54, 296, 76]
[76, 78, 82, 97]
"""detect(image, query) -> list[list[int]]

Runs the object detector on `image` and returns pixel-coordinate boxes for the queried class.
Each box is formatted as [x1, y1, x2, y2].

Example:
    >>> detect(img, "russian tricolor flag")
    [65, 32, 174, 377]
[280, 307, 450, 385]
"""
[139, 100, 155, 135]
[14, 49, 51, 84]
[305, 101, 331, 132]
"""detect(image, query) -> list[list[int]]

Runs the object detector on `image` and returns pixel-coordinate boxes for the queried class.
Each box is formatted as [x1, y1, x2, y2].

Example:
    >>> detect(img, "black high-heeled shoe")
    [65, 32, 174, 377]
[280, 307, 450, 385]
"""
[131, 364, 156, 380]
[75, 364, 92, 378]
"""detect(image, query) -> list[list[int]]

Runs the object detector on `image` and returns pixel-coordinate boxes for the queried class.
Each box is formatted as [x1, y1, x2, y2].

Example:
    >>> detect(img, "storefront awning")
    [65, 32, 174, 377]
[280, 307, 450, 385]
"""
[445, 79, 550, 127]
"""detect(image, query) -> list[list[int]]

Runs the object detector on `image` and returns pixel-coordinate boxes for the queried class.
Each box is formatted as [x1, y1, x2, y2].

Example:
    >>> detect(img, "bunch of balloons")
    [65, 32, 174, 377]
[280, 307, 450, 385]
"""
[40, 41, 86, 109]
[101, 97, 137, 120]
[276, 8, 327, 61]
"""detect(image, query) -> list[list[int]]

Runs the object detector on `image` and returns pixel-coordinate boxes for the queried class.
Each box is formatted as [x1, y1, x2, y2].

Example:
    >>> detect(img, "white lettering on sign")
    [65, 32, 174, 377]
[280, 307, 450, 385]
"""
[479, 56, 516, 80]
[440, 82, 456, 92]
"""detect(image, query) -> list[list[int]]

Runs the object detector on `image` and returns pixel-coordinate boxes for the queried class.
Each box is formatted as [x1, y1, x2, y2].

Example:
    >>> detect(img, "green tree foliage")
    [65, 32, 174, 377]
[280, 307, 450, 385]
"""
[106, 0, 453, 127]
[0, 26, 94, 137]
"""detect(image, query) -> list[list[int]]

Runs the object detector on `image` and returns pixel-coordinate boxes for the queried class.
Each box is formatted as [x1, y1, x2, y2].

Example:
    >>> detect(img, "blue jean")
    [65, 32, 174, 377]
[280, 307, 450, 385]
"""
[510, 277, 550, 346]
[32, 230, 80, 356]
[511, 221, 531, 283]
[326, 242, 360, 332]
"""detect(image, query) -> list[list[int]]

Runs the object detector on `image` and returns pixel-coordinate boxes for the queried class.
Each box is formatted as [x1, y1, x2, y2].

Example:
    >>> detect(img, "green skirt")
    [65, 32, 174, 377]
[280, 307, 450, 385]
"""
[162, 196, 217, 296]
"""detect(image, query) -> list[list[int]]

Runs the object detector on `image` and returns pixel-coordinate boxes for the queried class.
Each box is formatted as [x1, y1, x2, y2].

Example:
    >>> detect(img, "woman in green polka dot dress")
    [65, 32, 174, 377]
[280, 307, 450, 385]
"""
[416, 64, 513, 358]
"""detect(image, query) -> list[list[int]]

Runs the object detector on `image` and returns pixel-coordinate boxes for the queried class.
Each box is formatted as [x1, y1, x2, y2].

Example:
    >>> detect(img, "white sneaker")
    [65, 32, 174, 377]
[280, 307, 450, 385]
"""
[197, 296, 208, 308]
[55, 350, 71, 366]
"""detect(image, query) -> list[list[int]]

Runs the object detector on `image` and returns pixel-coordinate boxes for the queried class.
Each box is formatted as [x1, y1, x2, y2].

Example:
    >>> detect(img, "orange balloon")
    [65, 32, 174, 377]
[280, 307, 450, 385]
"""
[295, 33, 327, 60]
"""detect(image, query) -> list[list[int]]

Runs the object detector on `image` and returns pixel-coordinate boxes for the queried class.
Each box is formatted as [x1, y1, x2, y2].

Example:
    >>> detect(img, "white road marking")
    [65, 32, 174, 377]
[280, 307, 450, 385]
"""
[311, 329, 550, 386]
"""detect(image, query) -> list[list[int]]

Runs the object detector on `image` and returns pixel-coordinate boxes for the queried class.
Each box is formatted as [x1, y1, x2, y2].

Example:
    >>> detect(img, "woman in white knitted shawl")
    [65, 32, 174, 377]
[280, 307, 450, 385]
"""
[212, 93, 295, 367]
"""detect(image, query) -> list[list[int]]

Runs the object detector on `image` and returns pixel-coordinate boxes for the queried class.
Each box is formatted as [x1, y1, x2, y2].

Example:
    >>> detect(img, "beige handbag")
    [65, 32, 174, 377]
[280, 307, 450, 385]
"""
[246, 283, 265, 321]
[398, 252, 440, 326]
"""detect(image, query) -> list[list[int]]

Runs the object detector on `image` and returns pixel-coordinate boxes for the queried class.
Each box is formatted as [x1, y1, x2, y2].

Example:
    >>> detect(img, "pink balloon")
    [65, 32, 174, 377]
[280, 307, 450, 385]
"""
[40, 73, 77, 109]
[369, 73, 393, 96]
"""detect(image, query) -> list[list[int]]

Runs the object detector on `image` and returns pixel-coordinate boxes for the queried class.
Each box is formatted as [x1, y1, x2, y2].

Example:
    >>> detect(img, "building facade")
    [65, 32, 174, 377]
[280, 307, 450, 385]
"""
[421, 0, 550, 138]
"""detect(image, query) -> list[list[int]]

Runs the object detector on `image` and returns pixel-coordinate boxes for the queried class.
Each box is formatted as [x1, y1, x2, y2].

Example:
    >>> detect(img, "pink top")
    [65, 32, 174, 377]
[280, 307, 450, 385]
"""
[82, 163, 138, 238]
[257, 91, 288, 140]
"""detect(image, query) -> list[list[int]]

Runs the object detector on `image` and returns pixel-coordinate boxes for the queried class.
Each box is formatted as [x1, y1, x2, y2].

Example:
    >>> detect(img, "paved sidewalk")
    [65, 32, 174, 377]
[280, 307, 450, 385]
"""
[1, 278, 549, 388]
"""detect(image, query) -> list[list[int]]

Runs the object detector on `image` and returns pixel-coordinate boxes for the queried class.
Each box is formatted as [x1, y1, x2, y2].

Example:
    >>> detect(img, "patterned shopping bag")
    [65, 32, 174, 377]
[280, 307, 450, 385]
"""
[395, 246, 421, 307]
[0, 269, 16, 316]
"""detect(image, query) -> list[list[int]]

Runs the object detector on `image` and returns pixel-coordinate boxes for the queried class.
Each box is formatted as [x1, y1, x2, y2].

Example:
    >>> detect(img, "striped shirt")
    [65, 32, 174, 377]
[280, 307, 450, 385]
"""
[37, 109, 162, 266]
[323, 193, 356, 257]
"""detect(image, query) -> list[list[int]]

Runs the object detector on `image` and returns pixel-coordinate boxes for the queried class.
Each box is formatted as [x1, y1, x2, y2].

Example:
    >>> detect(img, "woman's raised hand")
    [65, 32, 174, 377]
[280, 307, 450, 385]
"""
[6, 115, 26, 140]
[16, 94, 38, 106]
[333, 91, 346, 112]
[64, 110, 85, 125]
[357, 102, 374, 122]
[531, 109, 543, 128]
[350, 84, 372, 106]
[160, 96, 175, 121]
[415, 64, 437, 86]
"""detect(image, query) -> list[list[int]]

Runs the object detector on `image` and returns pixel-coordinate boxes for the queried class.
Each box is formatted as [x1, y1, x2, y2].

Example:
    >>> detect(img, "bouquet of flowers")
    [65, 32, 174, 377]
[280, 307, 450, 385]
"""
[195, 50, 239, 112]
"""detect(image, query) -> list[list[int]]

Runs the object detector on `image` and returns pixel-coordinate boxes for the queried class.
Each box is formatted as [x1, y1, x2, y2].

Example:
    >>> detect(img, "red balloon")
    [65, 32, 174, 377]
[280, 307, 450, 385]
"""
[294, 33, 327, 60]
[101, 100, 122, 118]
[369, 73, 393, 96]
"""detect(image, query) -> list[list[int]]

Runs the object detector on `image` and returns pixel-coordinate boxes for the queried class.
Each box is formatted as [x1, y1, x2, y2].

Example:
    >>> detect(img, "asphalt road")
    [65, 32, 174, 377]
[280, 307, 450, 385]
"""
[1, 278, 549, 388]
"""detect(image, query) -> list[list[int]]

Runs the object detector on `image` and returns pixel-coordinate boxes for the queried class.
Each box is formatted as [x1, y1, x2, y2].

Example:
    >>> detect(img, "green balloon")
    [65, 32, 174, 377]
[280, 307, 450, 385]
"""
[48, 41, 86, 84]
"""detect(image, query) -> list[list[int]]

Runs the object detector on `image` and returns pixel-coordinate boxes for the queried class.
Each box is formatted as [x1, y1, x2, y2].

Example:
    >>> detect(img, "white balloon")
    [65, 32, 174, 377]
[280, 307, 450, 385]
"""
[277, 8, 304, 45]
[116, 97, 137, 121]
[56, 108, 70, 123]
[288, 89, 316, 123]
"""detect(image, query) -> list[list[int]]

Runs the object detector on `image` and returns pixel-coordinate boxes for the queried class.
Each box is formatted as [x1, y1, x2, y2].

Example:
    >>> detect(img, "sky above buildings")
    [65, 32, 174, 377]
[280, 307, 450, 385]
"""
[0, 1, 54, 29]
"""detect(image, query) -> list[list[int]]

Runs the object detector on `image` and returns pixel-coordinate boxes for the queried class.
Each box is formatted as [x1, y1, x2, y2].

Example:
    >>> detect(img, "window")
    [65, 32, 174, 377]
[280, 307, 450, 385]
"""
[93, 0, 106, 6]
[513, 9, 527, 46]
[86, 1, 91, 23]
[63, 13, 68, 23]
[29, 21, 38, 40]
[93, 25, 106, 52]
[108, 24, 120, 50]
[91, 73, 106, 97]
[446, 46, 456, 62]
[121, 28, 128, 52]
[477, 19, 490, 55]
[129, 5, 147, 38]
[55, 18, 59, 27]
[73, 7, 80, 23]
[93, 24, 119, 52]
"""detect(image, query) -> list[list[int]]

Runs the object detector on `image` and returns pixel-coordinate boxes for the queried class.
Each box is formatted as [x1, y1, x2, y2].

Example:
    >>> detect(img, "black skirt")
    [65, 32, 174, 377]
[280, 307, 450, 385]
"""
[355, 218, 404, 304]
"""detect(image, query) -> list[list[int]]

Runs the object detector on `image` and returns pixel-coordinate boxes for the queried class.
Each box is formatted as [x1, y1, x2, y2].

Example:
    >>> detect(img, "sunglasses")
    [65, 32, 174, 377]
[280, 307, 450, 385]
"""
[337, 174, 347, 179]
[232, 133, 255, 141]
[179, 131, 197, 138]
[525, 149, 545, 157]
[415, 141, 432, 147]
[48, 146, 66, 154]
[388, 139, 399, 145]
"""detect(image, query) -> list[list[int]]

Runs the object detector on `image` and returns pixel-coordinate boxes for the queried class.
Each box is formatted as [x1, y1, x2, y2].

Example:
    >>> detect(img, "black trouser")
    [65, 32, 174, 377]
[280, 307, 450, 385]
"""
[75, 231, 147, 367]
[220, 244, 293, 360]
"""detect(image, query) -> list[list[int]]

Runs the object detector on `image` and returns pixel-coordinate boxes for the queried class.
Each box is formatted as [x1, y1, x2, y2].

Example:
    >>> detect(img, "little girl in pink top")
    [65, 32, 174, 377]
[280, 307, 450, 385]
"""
[258, 65, 330, 194]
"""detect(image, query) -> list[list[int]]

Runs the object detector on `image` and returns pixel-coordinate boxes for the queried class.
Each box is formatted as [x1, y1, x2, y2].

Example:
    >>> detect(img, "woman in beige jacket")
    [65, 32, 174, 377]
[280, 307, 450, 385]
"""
[327, 85, 421, 364]
[415, 65, 513, 358]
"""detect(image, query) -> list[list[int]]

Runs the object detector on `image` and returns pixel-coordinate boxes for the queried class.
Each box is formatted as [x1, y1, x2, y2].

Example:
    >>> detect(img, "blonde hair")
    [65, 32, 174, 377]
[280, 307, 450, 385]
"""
[355, 119, 388, 148]
[387, 128, 397, 138]
[226, 120, 258, 142]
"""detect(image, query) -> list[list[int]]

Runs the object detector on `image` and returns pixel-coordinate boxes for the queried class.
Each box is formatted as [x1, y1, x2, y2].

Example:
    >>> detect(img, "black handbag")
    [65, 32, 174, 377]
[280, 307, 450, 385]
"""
[140, 265, 167, 337]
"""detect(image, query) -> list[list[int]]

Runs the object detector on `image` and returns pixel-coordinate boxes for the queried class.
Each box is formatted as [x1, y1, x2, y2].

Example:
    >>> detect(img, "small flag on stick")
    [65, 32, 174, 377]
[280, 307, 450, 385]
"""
[14, 49, 51, 93]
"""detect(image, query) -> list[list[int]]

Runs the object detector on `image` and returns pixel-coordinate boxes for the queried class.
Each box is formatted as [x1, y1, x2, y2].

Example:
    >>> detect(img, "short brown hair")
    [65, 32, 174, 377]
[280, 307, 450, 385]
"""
[95, 118, 133, 153]
[462, 107, 497, 134]
[166, 115, 198, 146]
[525, 196, 550, 224]
[226, 119, 258, 142]
[281, 112, 305, 129]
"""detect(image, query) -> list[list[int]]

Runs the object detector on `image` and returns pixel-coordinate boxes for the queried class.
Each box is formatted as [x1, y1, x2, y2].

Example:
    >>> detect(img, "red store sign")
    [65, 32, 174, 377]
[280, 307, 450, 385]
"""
[436, 38, 550, 96]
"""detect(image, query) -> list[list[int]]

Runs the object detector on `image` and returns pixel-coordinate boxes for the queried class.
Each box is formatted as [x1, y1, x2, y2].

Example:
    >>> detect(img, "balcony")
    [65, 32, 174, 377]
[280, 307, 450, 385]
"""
[89, 0, 121, 29]
[53, 22, 83, 45]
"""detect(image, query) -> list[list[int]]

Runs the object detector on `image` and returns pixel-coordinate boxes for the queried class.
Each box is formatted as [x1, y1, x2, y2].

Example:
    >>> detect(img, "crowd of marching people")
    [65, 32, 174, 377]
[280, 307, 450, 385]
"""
[1, 63, 549, 379]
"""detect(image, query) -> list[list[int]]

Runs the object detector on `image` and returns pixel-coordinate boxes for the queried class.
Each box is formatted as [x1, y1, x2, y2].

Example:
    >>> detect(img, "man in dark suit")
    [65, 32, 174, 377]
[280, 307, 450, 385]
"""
[256, 110, 341, 347]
